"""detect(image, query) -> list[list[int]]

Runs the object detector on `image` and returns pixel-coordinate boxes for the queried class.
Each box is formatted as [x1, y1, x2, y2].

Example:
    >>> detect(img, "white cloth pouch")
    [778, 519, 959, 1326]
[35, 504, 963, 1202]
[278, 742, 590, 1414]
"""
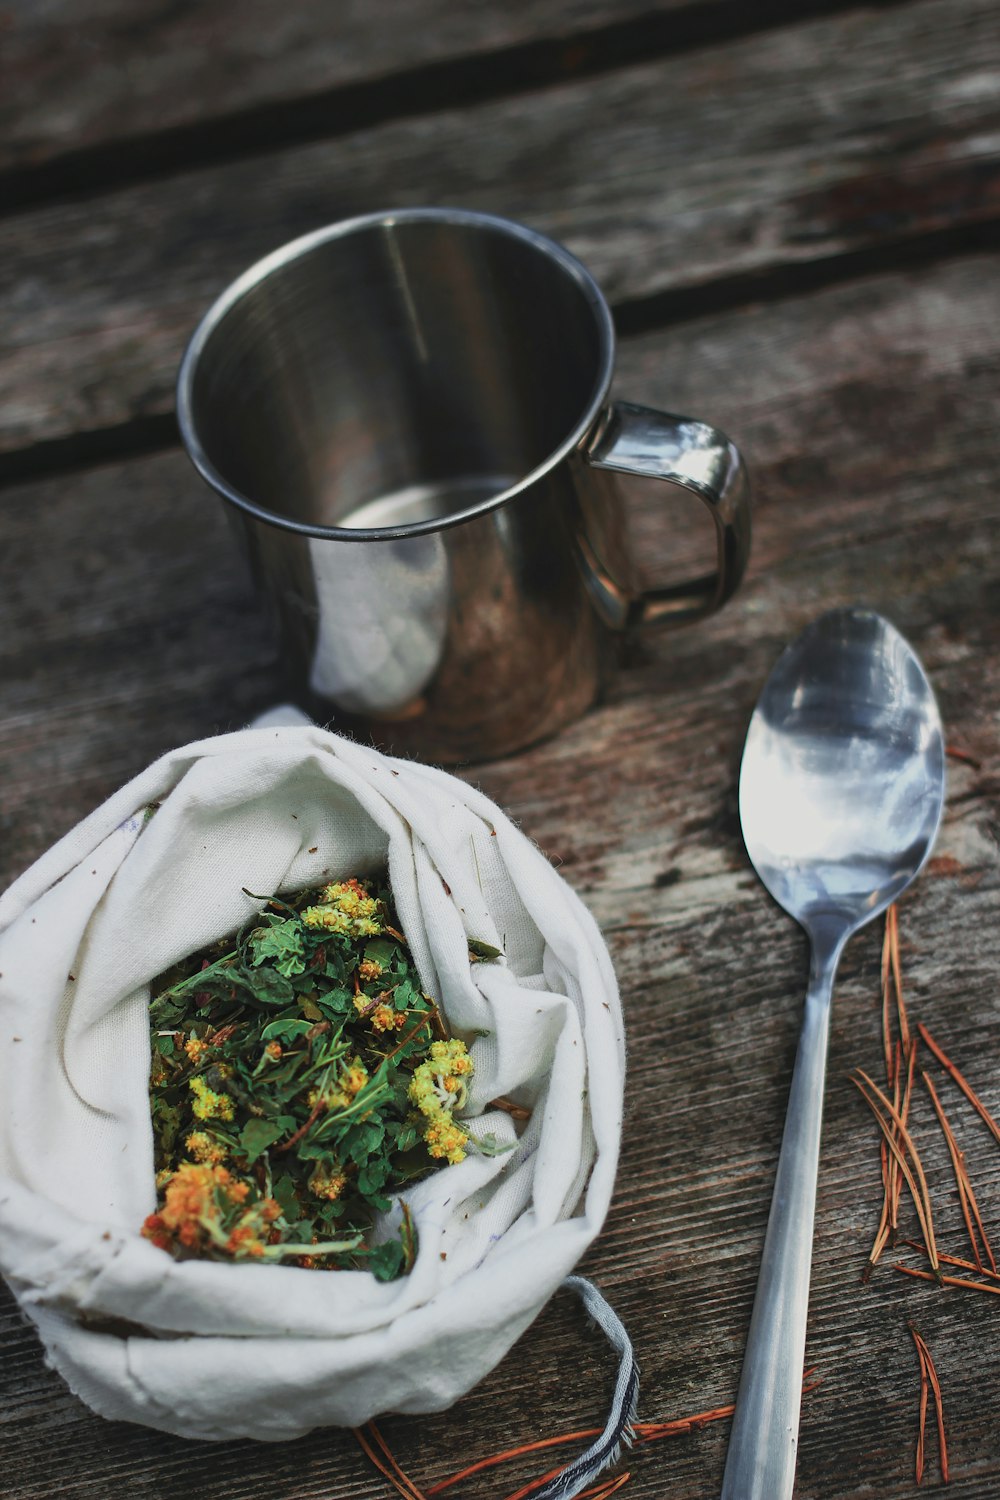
[0, 725, 624, 1440]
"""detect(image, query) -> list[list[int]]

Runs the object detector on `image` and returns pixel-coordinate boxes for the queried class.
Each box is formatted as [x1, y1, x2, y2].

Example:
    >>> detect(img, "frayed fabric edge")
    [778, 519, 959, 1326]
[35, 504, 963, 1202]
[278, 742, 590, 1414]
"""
[531, 1275, 640, 1500]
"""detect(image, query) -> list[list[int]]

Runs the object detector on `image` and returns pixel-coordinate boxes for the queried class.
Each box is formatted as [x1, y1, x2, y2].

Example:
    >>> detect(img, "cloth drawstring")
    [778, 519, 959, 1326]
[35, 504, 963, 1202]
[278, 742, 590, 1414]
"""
[531, 1277, 640, 1500]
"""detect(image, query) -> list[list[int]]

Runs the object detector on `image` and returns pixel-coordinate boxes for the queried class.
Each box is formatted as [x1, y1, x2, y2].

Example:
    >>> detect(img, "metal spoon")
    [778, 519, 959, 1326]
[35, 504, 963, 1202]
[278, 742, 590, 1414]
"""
[721, 608, 945, 1500]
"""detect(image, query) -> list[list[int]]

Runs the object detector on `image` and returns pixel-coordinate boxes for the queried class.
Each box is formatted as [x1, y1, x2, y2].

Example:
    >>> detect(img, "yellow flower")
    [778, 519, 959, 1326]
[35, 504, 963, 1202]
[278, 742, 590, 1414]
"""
[370, 1004, 400, 1032]
[184, 1036, 209, 1063]
[358, 959, 383, 982]
[309, 1163, 348, 1201]
[225, 1224, 266, 1258]
[305, 1058, 369, 1115]
[185, 1131, 227, 1166]
[408, 1038, 474, 1164]
[158, 1162, 227, 1241]
[341, 1060, 368, 1097]
[423, 1117, 469, 1165]
[409, 1038, 473, 1118]
[301, 879, 384, 939]
[320, 879, 380, 920]
[144, 1162, 283, 1262]
[302, 905, 351, 934]
[189, 1074, 235, 1121]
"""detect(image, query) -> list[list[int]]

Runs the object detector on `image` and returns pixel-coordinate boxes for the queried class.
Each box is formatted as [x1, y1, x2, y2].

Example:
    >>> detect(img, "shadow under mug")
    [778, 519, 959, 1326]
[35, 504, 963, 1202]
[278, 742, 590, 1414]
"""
[177, 207, 751, 763]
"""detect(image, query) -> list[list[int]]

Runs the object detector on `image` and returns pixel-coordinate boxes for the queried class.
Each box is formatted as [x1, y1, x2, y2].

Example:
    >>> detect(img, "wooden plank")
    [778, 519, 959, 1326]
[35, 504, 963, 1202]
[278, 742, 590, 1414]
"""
[2, 0, 999, 461]
[2, 256, 1000, 1498]
[3, 253, 999, 886]
[0, 0, 718, 183]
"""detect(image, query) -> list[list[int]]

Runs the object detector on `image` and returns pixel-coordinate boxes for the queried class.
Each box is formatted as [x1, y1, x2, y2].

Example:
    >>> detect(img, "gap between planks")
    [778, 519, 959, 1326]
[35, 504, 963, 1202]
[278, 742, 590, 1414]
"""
[0, 0, 916, 218]
[3, 220, 999, 494]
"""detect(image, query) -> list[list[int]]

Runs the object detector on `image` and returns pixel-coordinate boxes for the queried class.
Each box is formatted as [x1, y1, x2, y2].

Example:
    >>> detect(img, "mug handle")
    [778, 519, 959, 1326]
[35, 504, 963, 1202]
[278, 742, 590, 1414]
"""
[582, 400, 751, 627]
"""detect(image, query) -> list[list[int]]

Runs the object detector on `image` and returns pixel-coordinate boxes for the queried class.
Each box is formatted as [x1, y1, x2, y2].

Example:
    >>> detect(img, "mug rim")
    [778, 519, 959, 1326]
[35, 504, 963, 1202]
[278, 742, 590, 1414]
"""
[175, 206, 617, 541]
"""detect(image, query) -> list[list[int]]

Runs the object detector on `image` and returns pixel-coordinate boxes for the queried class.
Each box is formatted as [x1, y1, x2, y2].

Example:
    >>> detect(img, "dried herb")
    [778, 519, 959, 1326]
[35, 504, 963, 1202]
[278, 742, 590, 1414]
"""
[143, 877, 477, 1280]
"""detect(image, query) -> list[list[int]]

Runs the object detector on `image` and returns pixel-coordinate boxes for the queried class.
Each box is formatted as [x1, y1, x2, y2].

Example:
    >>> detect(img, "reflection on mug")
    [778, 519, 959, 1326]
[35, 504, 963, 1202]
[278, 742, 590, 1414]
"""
[308, 489, 451, 715]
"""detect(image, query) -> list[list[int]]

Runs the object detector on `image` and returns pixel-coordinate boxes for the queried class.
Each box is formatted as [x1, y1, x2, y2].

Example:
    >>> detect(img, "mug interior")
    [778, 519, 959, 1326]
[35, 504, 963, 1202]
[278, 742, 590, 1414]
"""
[180, 212, 610, 533]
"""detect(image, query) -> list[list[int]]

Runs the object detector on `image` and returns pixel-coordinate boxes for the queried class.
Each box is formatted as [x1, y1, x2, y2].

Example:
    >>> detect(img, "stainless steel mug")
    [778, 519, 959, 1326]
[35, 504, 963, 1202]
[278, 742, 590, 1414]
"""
[177, 207, 751, 763]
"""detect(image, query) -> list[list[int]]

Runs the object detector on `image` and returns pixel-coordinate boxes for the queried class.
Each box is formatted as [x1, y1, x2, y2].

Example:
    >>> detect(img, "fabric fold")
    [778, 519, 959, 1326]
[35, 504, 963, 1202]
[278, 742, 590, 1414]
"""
[0, 724, 624, 1439]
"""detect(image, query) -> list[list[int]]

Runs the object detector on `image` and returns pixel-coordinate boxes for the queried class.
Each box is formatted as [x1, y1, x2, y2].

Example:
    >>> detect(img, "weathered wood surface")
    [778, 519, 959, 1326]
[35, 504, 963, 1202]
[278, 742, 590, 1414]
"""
[3, 250, 999, 1496]
[3, 251, 999, 889]
[3, 0, 1000, 463]
[3, 1, 1000, 1496]
[0, 0, 715, 185]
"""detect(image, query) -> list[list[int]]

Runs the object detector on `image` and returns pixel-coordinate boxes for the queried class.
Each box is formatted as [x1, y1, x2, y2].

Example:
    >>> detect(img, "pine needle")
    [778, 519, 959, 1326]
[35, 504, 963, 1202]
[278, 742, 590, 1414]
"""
[887, 904, 910, 1052]
[903, 1240, 1000, 1283]
[867, 908, 915, 1276]
[894, 1263, 1000, 1297]
[852, 1068, 940, 1275]
[923, 1071, 997, 1274]
[910, 1326, 929, 1485]
[909, 1326, 949, 1484]
[425, 1429, 601, 1494]
[918, 1023, 1000, 1148]
[581, 1474, 632, 1499]
[354, 1422, 428, 1500]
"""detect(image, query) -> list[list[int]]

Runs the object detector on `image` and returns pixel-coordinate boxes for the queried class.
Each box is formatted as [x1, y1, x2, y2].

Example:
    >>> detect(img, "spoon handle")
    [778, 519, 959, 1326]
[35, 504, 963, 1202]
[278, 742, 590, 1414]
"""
[720, 944, 838, 1500]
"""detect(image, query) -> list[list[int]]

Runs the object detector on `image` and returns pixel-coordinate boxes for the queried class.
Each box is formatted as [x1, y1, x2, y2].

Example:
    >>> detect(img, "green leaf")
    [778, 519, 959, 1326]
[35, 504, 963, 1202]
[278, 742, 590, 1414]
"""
[357, 1115, 386, 1154]
[364, 938, 397, 969]
[149, 996, 187, 1029]
[468, 937, 503, 962]
[239, 1118, 287, 1163]
[357, 1156, 391, 1195]
[368, 1238, 406, 1282]
[469, 1131, 515, 1157]
[250, 920, 307, 977]
[320, 948, 348, 981]
[315, 987, 353, 1016]
[271, 1172, 301, 1221]
[151, 1101, 182, 1164]
[260, 1018, 313, 1044]
[392, 978, 417, 1012]
[295, 1138, 330, 1162]
[242, 966, 295, 1006]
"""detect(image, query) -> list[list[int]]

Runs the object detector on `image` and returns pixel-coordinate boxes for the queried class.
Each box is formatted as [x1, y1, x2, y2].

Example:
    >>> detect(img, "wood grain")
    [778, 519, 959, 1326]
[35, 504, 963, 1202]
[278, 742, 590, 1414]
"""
[3, 0, 1000, 460]
[3, 0, 1000, 1490]
[4, 253, 997, 888]
[0, 0, 706, 180]
[2, 254, 999, 1497]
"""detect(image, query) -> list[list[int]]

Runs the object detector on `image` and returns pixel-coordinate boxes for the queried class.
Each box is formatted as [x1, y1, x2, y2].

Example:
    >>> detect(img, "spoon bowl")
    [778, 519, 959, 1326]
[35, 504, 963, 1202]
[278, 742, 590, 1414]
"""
[740, 609, 945, 936]
[721, 608, 945, 1500]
